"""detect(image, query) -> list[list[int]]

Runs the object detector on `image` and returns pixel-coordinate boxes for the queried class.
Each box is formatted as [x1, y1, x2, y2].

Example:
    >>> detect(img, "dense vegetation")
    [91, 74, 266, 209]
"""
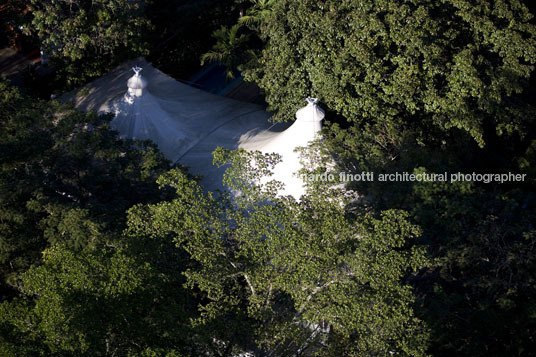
[1, 0, 536, 356]
[240, 1, 536, 355]
[9, 0, 241, 93]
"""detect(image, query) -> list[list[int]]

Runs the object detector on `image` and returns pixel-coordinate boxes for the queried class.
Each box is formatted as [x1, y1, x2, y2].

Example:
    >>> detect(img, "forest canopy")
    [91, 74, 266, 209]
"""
[1, 0, 536, 356]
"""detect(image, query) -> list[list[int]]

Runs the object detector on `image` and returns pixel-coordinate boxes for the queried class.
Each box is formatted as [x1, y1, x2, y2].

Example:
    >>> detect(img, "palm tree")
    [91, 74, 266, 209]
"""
[200, 24, 250, 80]
[238, 0, 276, 26]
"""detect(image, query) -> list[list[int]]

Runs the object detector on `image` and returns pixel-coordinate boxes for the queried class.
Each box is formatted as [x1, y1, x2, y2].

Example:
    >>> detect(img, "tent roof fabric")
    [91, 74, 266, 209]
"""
[240, 99, 324, 197]
[127, 73, 148, 90]
[62, 58, 323, 198]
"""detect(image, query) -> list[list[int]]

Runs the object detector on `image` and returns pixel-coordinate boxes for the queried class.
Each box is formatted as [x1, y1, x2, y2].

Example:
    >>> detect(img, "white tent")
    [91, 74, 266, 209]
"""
[62, 58, 324, 198]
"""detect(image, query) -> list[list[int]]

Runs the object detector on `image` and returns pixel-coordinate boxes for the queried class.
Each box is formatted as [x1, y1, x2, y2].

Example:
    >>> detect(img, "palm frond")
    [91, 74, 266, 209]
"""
[200, 51, 224, 66]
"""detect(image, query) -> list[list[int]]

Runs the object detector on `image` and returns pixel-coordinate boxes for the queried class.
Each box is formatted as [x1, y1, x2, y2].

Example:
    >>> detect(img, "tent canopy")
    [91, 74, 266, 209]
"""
[62, 58, 324, 198]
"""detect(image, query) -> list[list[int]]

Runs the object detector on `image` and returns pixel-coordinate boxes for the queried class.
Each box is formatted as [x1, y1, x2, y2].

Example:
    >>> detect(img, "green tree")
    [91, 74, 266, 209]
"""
[245, 0, 536, 147]
[238, 0, 276, 26]
[239, 1, 536, 355]
[0, 80, 202, 356]
[405, 171, 536, 356]
[0, 238, 194, 356]
[201, 23, 254, 80]
[30, 0, 152, 86]
[126, 149, 430, 356]
[0, 79, 169, 293]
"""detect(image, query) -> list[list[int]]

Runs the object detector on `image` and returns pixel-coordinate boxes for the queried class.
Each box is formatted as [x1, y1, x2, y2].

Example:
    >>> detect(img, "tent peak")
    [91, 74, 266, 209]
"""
[296, 97, 325, 122]
[127, 66, 148, 97]
[132, 66, 143, 76]
[306, 96, 318, 105]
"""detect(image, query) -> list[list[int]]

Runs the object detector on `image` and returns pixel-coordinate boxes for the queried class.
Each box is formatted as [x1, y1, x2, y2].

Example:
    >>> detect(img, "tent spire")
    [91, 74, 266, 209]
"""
[127, 66, 148, 97]
[133, 66, 142, 76]
[306, 96, 318, 105]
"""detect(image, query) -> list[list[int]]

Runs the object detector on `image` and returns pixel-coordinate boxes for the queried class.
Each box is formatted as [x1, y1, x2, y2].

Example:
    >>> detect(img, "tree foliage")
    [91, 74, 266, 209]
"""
[0, 82, 429, 354]
[0, 79, 199, 356]
[126, 149, 430, 356]
[0, 236, 196, 355]
[2, 0, 536, 355]
[201, 24, 252, 80]
[30, 0, 152, 85]
[0, 78, 169, 293]
[239, 0, 536, 355]
[245, 0, 536, 147]
[238, 0, 277, 26]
